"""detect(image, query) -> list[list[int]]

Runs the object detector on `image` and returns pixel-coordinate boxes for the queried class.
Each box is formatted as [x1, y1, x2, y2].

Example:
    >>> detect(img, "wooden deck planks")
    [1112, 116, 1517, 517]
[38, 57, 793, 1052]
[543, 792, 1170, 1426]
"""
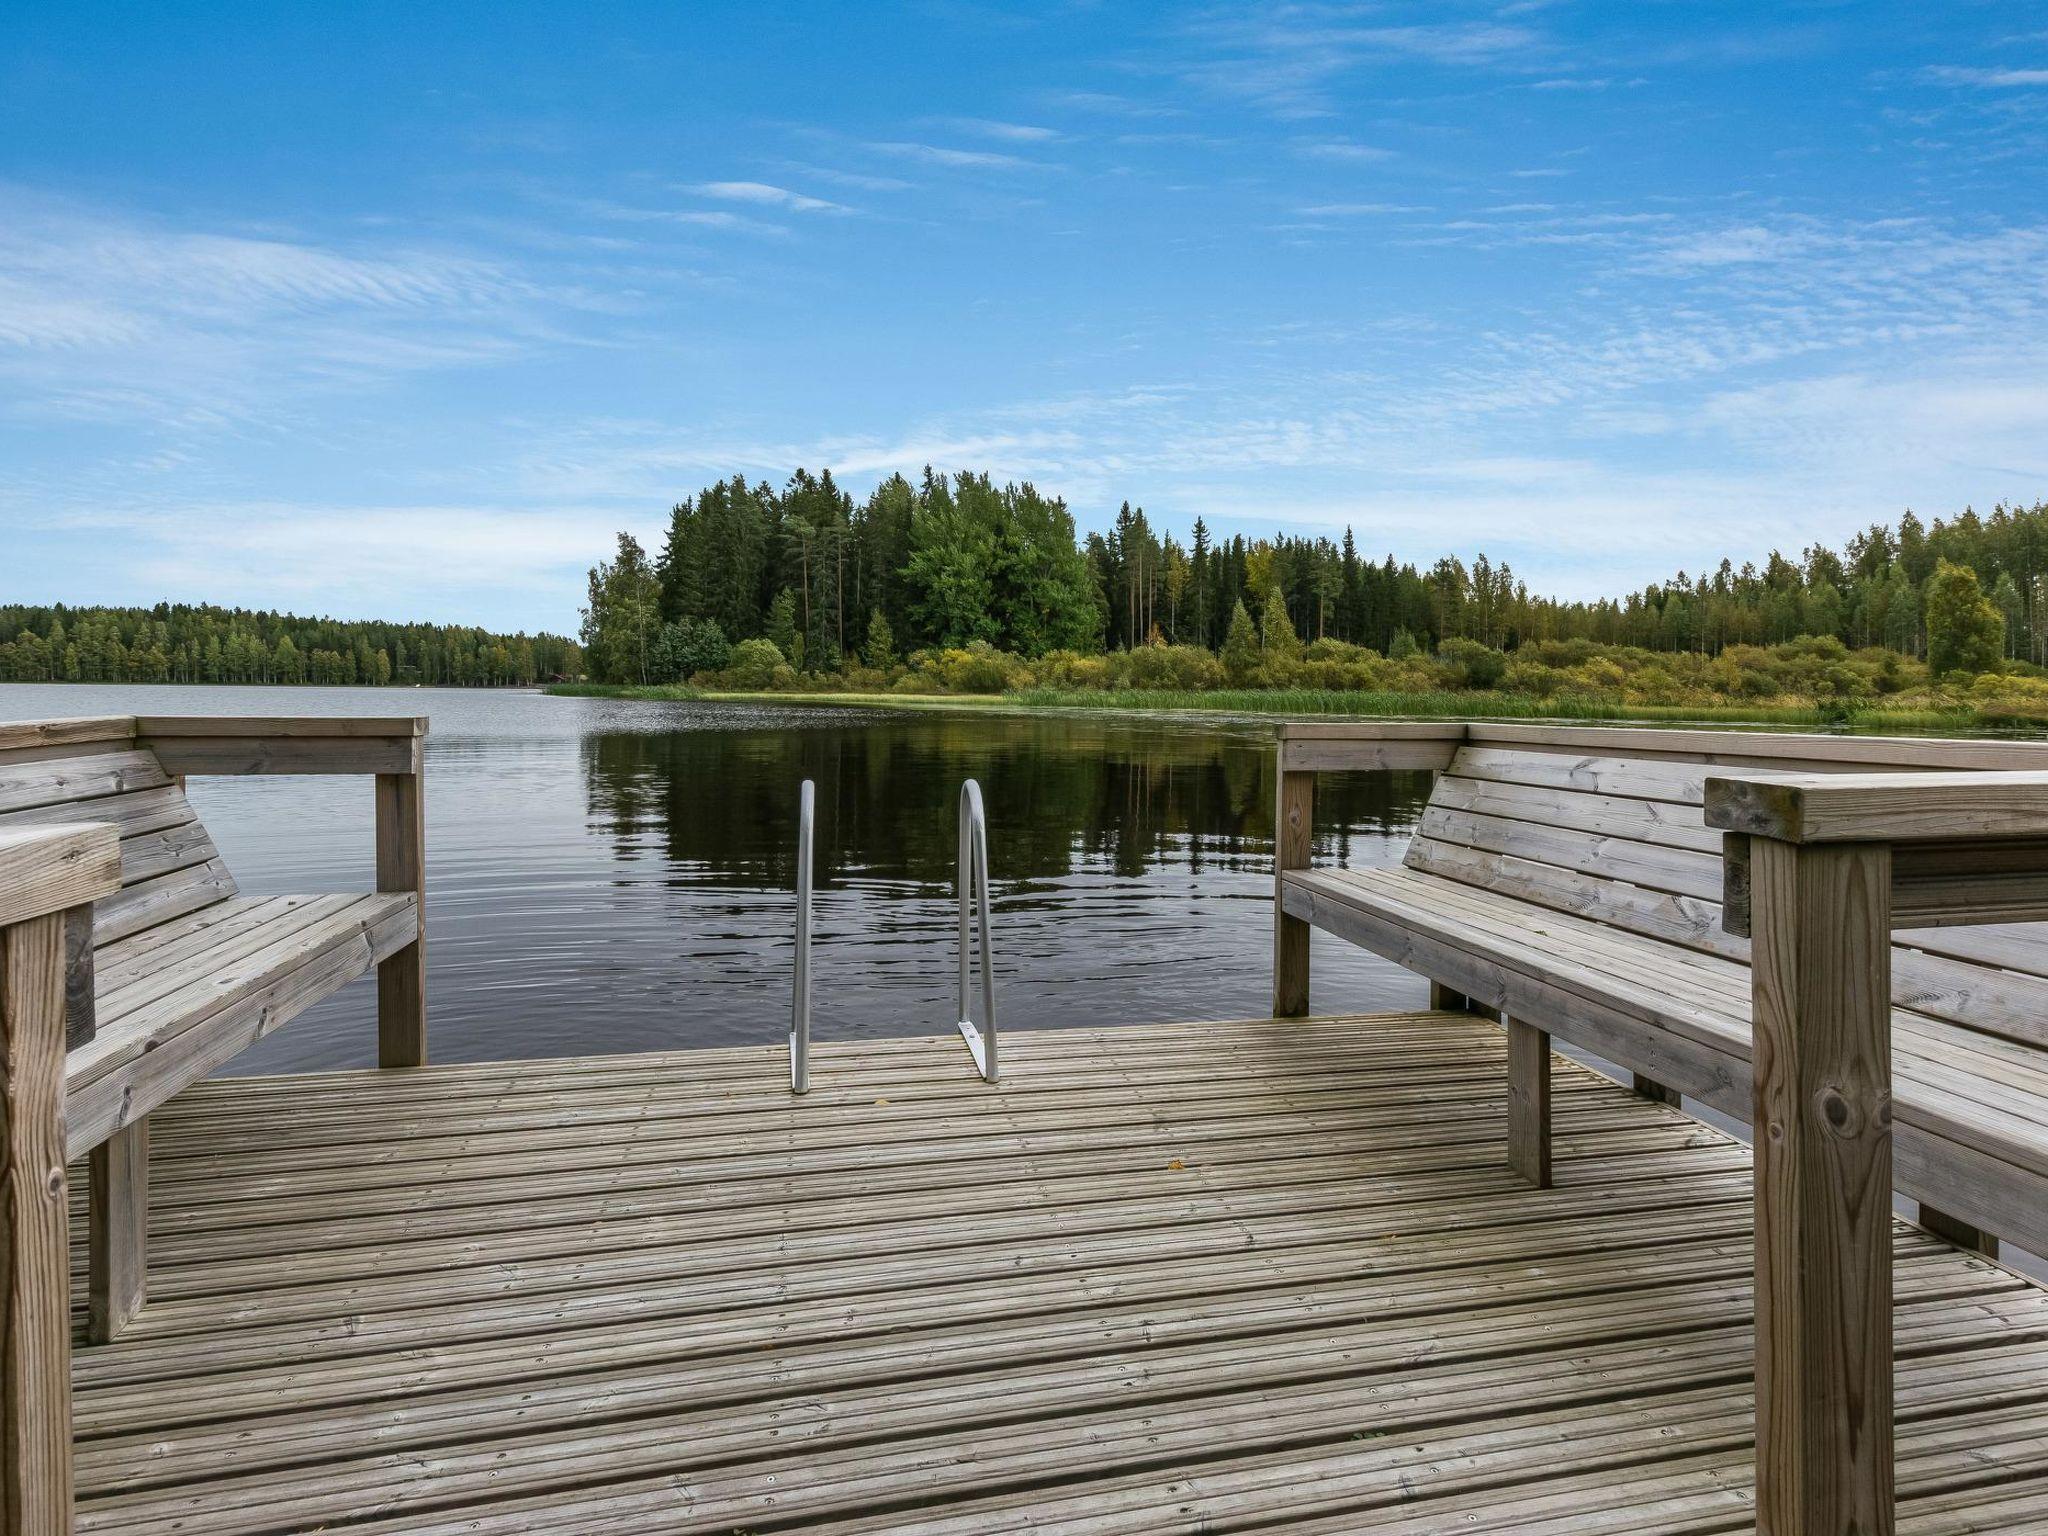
[66, 1012, 2048, 1535]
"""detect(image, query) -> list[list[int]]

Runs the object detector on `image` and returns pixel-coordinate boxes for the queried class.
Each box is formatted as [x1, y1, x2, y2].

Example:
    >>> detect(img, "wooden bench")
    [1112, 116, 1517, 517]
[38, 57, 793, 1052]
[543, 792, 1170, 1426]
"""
[0, 713, 428, 1343]
[1273, 719, 2048, 1533]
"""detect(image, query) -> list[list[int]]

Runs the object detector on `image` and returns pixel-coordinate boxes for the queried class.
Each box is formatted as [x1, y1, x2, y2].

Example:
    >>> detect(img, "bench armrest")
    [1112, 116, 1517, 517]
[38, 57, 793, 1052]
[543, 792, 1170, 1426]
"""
[0, 824, 122, 929]
[1709, 770, 2048, 932]
[1705, 768, 2048, 844]
[1276, 721, 1468, 773]
[137, 716, 427, 776]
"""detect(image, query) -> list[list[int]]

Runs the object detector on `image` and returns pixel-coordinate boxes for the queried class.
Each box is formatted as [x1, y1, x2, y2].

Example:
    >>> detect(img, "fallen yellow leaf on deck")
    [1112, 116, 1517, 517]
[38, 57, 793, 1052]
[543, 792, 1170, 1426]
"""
[1166, 1158, 1186, 1171]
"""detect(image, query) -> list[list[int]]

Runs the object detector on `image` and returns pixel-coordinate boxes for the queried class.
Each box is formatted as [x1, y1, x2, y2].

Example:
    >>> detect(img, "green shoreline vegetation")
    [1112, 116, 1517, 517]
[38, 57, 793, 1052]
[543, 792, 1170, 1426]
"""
[0, 603, 579, 686]
[569, 466, 2048, 730]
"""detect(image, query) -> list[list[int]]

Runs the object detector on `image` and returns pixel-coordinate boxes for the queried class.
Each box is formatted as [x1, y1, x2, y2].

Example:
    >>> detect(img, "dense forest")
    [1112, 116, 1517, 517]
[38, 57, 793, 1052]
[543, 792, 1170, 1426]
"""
[0, 603, 579, 686]
[579, 466, 2047, 707]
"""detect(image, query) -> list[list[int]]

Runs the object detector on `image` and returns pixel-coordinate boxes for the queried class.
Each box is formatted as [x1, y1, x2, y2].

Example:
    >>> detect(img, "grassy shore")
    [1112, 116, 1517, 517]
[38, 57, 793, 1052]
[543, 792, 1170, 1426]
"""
[545, 680, 2019, 732]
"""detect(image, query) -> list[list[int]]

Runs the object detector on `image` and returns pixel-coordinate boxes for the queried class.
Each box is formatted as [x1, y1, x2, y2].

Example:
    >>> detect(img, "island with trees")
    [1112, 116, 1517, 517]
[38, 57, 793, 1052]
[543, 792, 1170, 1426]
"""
[573, 467, 2048, 725]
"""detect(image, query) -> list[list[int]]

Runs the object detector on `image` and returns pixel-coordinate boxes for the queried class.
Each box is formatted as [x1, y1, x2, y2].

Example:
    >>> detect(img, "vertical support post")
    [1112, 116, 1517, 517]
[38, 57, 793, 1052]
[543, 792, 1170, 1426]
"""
[1632, 1072, 1681, 1107]
[1428, 979, 1470, 1013]
[1918, 1202, 1998, 1260]
[1, 908, 77, 1535]
[61, 906, 94, 1051]
[375, 769, 427, 1067]
[1272, 762, 1313, 1018]
[88, 1118, 148, 1343]
[1748, 836, 1894, 1536]
[1505, 1016, 1552, 1188]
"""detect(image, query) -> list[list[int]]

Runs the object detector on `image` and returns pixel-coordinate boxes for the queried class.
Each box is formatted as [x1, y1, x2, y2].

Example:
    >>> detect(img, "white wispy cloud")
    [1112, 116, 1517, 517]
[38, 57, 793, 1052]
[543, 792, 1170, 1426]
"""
[1296, 202, 1430, 216]
[863, 140, 1041, 170]
[685, 180, 849, 213]
[1040, 90, 1183, 118]
[937, 118, 1063, 142]
[1923, 65, 2048, 87]
[0, 185, 607, 447]
[1165, 11, 1549, 116]
[1294, 138, 1396, 162]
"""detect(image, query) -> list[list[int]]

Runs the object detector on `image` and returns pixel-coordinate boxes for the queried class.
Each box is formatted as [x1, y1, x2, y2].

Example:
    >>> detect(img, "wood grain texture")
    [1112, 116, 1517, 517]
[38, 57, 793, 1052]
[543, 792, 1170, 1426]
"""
[62, 905, 93, 1051]
[133, 716, 424, 739]
[87, 1119, 147, 1344]
[52, 1014, 2048, 1535]
[0, 825, 122, 932]
[1469, 720, 2048, 769]
[1506, 1016, 1552, 1188]
[1708, 768, 2048, 844]
[1270, 769, 1312, 1018]
[375, 772, 427, 1067]
[143, 735, 422, 778]
[1280, 865, 2048, 1255]
[0, 717, 132, 754]
[1748, 838, 1894, 1536]
[1, 910, 75, 1536]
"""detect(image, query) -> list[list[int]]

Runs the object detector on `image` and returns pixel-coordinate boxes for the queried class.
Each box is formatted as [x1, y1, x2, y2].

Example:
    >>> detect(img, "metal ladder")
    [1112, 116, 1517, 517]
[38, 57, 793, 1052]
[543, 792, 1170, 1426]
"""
[954, 779, 999, 1082]
[788, 777, 998, 1092]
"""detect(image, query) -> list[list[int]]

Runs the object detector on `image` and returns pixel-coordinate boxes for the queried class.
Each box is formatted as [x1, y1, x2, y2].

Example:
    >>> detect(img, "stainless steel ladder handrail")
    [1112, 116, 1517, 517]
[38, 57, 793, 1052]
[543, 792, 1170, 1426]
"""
[955, 778, 998, 1081]
[790, 778, 814, 1094]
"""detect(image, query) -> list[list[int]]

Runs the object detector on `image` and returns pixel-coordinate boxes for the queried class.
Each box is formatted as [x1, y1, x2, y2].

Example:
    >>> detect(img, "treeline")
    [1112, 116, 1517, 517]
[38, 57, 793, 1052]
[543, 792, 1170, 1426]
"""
[581, 464, 2048, 686]
[0, 604, 580, 687]
[582, 467, 1445, 683]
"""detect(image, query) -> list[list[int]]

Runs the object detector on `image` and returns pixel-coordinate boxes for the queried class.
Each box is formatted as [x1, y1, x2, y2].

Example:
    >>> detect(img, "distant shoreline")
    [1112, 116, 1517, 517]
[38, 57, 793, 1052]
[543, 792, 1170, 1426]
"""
[544, 681, 2033, 735]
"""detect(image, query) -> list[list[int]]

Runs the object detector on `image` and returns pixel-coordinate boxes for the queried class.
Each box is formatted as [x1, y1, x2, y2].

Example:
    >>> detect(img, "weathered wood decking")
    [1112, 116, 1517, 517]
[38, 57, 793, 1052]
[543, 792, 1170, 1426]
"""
[65, 1012, 2048, 1534]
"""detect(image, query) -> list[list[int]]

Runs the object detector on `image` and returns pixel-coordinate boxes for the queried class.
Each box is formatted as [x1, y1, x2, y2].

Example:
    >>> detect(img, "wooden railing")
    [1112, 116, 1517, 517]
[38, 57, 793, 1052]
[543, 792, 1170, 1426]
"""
[1705, 768, 2048, 1535]
[1, 824, 122, 1536]
[0, 715, 429, 1531]
[133, 715, 429, 1067]
[1273, 720, 2048, 1536]
[1271, 721, 1466, 1015]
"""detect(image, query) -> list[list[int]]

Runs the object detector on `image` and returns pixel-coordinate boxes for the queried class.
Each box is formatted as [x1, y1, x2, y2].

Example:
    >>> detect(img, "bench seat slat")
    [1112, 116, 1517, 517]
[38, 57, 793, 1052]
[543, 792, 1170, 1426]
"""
[1355, 866, 2048, 1092]
[70, 894, 416, 1093]
[94, 895, 374, 1028]
[91, 897, 324, 994]
[92, 859, 239, 947]
[1289, 867, 2048, 1188]
[65, 894, 419, 1158]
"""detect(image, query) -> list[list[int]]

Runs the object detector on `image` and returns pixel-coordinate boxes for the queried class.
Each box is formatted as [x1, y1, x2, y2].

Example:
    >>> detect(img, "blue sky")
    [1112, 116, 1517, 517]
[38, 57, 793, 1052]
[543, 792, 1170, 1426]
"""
[5, 2, 2047, 633]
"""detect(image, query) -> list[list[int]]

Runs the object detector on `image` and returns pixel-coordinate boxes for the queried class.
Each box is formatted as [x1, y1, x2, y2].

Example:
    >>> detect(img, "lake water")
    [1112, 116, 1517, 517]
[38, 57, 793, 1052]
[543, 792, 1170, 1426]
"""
[0, 684, 1430, 1073]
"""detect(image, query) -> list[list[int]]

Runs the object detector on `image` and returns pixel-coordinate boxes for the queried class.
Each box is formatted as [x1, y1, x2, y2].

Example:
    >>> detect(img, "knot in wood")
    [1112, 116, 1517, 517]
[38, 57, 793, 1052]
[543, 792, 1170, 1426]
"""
[1815, 1084, 1862, 1137]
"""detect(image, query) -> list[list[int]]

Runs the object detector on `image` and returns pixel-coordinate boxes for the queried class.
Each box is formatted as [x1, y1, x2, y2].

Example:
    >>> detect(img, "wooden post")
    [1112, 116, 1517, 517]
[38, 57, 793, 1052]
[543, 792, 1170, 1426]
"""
[0, 823, 118, 1536]
[1272, 765, 1313, 1018]
[1918, 1202, 1998, 1260]
[88, 1118, 148, 1343]
[1428, 980, 1470, 1013]
[1747, 836, 1894, 1536]
[1505, 1016, 1552, 1188]
[375, 770, 427, 1067]
[1631, 1072, 1681, 1107]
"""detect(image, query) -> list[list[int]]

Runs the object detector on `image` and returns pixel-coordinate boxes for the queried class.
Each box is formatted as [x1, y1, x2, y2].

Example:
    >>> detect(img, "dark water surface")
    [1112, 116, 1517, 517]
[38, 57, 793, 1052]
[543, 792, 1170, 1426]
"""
[0, 685, 1430, 1072]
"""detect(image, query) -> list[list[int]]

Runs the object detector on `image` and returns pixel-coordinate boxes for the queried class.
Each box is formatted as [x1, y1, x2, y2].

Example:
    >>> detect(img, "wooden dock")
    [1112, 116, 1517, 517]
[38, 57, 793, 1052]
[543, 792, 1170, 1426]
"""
[66, 1011, 2048, 1534]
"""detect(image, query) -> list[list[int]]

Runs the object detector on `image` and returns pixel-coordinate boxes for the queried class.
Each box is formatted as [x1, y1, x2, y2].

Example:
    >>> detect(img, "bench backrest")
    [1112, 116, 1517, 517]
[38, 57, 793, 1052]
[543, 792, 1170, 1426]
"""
[0, 718, 238, 952]
[1402, 726, 2048, 1053]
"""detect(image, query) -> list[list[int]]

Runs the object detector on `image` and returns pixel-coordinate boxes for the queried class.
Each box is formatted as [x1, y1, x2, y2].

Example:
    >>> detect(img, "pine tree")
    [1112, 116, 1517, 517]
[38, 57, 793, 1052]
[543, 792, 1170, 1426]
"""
[1260, 584, 1299, 659]
[1220, 600, 1261, 685]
